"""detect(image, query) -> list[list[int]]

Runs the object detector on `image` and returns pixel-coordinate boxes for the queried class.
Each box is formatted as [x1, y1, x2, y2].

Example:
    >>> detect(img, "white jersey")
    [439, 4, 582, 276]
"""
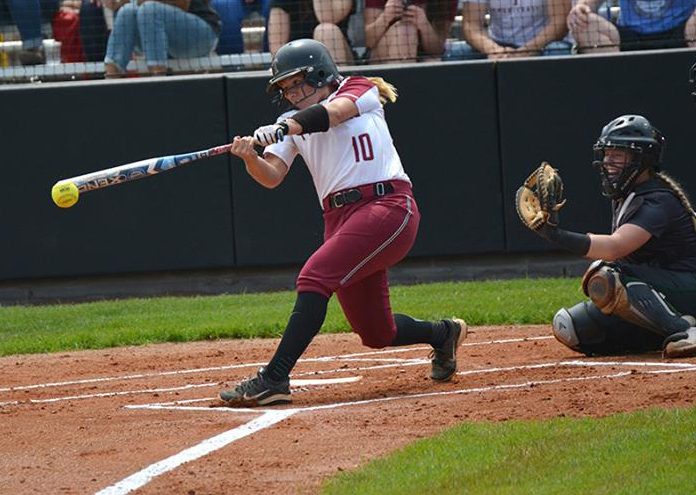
[264, 76, 411, 206]
[468, 0, 549, 47]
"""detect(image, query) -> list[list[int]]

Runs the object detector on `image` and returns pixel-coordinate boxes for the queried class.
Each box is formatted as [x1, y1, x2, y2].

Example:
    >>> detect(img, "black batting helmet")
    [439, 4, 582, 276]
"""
[267, 39, 341, 100]
[592, 114, 665, 198]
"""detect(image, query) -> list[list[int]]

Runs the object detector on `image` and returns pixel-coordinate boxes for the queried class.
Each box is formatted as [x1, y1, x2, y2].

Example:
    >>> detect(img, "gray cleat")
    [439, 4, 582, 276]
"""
[430, 318, 467, 381]
[220, 367, 291, 406]
[663, 328, 696, 359]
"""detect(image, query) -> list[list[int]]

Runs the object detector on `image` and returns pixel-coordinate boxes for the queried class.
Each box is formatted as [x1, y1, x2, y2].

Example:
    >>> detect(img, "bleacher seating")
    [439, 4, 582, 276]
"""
[0, 0, 627, 83]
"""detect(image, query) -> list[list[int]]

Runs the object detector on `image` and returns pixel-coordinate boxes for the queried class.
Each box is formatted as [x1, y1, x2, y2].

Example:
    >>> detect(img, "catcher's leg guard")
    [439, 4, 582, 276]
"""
[584, 265, 691, 337]
[553, 301, 664, 355]
[552, 302, 607, 354]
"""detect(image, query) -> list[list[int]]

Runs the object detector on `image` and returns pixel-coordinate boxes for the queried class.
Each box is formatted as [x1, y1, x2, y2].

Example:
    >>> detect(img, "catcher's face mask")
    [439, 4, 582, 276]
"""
[592, 115, 665, 198]
[592, 143, 645, 199]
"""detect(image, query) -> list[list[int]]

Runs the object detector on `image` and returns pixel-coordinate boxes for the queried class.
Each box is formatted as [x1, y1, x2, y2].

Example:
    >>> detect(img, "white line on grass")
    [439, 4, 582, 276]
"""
[94, 409, 296, 495]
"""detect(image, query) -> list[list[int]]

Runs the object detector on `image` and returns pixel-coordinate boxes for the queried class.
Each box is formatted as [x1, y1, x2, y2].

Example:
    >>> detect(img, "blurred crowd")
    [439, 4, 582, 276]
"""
[0, 0, 695, 76]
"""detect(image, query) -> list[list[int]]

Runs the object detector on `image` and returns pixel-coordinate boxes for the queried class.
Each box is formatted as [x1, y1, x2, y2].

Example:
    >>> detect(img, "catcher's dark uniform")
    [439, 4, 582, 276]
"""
[557, 177, 696, 355]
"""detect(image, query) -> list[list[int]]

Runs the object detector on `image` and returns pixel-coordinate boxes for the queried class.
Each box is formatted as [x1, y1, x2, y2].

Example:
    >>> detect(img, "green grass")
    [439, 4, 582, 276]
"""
[0, 277, 583, 356]
[322, 407, 696, 495]
[2, 276, 691, 493]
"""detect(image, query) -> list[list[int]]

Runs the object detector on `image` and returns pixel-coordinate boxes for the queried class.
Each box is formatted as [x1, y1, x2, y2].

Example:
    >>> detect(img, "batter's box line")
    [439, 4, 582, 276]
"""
[128, 361, 696, 413]
[100, 368, 660, 495]
[456, 359, 696, 377]
[0, 336, 552, 394]
[124, 370, 637, 415]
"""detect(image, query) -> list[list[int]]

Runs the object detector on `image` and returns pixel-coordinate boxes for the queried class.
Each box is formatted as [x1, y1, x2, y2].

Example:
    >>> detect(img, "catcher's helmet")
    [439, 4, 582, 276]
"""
[592, 114, 665, 198]
[267, 39, 341, 102]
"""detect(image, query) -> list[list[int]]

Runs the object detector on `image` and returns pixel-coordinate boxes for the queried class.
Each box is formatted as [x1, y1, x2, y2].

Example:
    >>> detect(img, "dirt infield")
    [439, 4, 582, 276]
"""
[2, 325, 695, 494]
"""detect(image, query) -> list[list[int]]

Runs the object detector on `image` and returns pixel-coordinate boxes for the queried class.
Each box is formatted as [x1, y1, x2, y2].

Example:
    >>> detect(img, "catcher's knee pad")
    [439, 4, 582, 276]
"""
[552, 302, 609, 354]
[583, 264, 691, 337]
[582, 262, 625, 314]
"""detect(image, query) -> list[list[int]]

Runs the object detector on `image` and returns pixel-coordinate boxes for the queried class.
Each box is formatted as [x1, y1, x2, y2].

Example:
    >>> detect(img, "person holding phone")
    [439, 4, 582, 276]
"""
[363, 0, 457, 62]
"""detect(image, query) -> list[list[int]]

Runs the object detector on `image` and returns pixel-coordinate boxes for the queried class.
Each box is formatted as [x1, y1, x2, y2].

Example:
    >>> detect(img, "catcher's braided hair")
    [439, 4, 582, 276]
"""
[366, 77, 398, 105]
[655, 171, 696, 231]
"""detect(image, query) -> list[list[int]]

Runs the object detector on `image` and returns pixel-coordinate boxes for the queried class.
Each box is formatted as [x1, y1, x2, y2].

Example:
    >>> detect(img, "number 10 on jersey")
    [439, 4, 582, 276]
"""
[352, 133, 374, 162]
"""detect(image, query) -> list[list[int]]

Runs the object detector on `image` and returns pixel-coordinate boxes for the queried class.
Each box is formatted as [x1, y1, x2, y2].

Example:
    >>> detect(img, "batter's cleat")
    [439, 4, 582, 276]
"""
[430, 318, 467, 381]
[663, 328, 696, 359]
[219, 367, 291, 406]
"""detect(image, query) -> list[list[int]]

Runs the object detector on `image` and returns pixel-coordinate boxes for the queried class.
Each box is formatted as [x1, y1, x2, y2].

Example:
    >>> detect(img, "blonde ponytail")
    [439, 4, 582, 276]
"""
[656, 171, 696, 231]
[367, 77, 398, 105]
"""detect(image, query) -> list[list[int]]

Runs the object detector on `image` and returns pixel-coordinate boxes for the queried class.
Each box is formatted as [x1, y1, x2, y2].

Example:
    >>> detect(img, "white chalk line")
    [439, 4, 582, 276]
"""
[0, 376, 363, 407]
[0, 350, 694, 407]
[94, 409, 296, 495]
[0, 336, 552, 393]
[128, 364, 696, 416]
[126, 361, 696, 410]
[455, 359, 696, 376]
[96, 353, 695, 495]
[107, 362, 690, 494]
[103, 367, 647, 495]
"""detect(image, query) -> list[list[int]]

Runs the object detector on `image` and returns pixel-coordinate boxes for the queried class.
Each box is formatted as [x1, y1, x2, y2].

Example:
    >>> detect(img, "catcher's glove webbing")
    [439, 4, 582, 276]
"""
[515, 161, 566, 231]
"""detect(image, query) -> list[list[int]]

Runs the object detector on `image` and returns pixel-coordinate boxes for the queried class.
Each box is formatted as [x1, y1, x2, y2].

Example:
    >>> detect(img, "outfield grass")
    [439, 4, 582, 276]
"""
[321, 407, 696, 495]
[0, 277, 583, 356]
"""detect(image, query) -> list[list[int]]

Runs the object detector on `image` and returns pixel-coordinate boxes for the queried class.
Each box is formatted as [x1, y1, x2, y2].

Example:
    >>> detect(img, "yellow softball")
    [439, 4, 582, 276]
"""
[51, 181, 80, 208]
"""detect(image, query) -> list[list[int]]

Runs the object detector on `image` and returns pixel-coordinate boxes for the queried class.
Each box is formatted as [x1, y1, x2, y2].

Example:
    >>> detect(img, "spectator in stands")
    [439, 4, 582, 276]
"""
[79, 0, 109, 61]
[0, 0, 59, 65]
[213, 0, 270, 54]
[459, 0, 571, 59]
[103, 0, 221, 77]
[568, 0, 696, 52]
[364, 0, 457, 63]
[268, 0, 315, 53]
[313, 0, 354, 62]
[267, 0, 354, 63]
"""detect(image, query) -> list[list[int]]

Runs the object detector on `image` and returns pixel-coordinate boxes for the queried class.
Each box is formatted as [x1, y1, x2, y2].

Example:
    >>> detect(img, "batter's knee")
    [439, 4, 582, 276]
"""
[295, 274, 333, 298]
[356, 325, 396, 349]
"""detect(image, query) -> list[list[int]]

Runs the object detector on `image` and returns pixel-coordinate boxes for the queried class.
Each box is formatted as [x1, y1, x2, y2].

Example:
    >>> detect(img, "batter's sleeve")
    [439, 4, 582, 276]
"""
[264, 137, 298, 168]
[330, 77, 382, 115]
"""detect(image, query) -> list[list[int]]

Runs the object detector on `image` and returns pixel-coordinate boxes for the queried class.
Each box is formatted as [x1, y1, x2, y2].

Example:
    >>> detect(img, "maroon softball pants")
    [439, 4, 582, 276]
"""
[296, 180, 420, 348]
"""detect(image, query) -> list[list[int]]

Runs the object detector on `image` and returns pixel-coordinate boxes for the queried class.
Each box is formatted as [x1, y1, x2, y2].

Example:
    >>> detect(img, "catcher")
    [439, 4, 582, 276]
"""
[516, 114, 696, 358]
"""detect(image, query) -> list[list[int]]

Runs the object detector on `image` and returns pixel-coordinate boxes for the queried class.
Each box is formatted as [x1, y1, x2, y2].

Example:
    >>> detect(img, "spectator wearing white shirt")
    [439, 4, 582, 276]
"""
[459, 0, 571, 58]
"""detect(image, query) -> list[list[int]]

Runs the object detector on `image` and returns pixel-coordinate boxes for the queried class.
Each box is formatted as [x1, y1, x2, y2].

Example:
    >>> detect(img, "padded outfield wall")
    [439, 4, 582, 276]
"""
[0, 48, 694, 281]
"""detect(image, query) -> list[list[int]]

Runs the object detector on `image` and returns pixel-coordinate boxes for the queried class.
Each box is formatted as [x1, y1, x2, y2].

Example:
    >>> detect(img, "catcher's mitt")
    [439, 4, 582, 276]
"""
[515, 162, 566, 231]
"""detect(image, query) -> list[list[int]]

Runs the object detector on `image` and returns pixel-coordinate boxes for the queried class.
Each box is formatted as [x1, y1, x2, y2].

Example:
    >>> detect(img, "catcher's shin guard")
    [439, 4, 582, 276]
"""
[582, 263, 691, 337]
[552, 302, 607, 353]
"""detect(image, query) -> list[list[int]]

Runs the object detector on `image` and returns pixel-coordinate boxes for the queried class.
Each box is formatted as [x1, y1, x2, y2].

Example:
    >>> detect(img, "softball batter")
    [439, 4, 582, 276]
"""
[220, 39, 466, 406]
[530, 115, 696, 357]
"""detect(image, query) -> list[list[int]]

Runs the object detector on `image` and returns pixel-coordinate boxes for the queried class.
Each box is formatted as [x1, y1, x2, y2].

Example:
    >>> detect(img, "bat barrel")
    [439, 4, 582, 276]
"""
[55, 144, 232, 195]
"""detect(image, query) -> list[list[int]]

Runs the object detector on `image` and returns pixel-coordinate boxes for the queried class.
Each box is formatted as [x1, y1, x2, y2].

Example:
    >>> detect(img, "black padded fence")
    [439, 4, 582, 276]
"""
[0, 76, 234, 280]
[1, 49, 695, 281]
